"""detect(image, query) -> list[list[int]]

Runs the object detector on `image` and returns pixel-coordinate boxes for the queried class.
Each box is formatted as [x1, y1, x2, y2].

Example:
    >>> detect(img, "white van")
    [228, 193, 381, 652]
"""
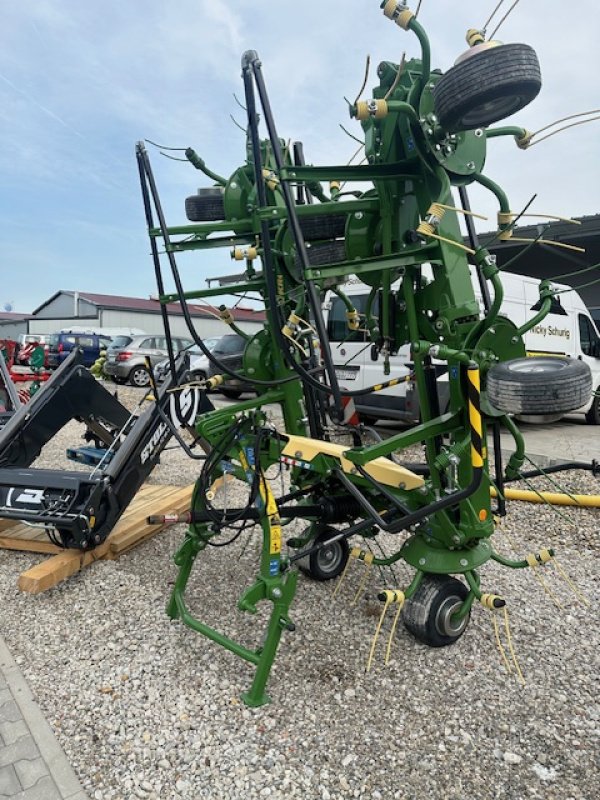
[325, 272, 600, 425]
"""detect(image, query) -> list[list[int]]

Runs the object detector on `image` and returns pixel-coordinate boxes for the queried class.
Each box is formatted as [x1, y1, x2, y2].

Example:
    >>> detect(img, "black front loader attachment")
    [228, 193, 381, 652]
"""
[0, 348, 213, 548]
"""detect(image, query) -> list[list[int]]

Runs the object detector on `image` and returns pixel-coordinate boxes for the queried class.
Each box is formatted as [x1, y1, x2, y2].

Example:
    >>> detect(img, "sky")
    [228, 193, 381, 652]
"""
[0, 0, 598, 314]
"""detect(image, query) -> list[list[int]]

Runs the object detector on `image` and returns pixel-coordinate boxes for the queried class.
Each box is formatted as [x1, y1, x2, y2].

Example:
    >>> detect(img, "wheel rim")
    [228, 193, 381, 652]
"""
[435, 596, 469, 638]
[315, 540, 344, 576]
[132, 369, 150, 386]
[507, 358, 566, 375]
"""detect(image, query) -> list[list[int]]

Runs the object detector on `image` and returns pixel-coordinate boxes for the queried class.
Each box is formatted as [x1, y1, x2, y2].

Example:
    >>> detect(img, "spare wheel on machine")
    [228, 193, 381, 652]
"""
[487, 357, 592, 415]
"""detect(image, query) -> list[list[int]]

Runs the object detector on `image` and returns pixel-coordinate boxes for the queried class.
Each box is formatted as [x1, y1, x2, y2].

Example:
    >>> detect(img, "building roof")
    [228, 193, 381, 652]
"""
[32, 291, 265, 322]
[0, 312, 31, 321]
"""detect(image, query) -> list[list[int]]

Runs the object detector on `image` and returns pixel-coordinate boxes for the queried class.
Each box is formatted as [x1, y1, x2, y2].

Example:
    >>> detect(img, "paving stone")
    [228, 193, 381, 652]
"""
[0, 721, 28, 748]
[0, 736, 39, 769]
[0, 763, 21, 796]
[0, 690, 11, 708]
[0, 673, 7, 691]
[0, 701, 21, 725]
[18, 774, 61, 800]
[14, 757, 50, 790]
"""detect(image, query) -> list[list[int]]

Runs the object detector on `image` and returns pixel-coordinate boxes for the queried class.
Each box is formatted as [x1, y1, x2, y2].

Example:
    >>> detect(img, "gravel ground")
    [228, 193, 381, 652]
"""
[0, 384, 598, 800]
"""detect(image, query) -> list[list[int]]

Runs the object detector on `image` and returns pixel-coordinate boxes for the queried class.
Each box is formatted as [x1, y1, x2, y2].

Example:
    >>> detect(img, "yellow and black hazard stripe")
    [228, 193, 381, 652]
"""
[467, 365, 484, 469]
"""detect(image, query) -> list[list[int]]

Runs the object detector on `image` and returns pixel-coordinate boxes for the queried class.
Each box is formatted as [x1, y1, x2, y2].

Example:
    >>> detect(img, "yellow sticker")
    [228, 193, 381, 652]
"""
[270, 524, 282, 554]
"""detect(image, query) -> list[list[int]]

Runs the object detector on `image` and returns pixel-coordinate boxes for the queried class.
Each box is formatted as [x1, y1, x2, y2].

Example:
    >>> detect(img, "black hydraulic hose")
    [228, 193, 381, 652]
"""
[136, 142, 300, 388]
[287, 364, 485, 564]
[504, 460, 600, 482]
[245, 52, 344, 420]
[136, 146, 178, 379]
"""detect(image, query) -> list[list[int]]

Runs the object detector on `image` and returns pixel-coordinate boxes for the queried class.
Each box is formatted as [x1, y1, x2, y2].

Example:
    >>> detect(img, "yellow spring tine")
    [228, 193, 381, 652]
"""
[551, 559, 590, 607]
[503, 607, 525, 685]
[366, 599, 390, 673]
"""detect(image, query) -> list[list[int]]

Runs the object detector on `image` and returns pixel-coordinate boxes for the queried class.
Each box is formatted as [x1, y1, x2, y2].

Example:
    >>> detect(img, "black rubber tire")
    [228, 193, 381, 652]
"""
[189, 370, 207, 382]
[360, 415, 380, 426]
[402, 575, 470, 647]
[433, 43, 541, 131]
[295, 240, 346, 269]
[220, 388, 243, 399]
[585, 394, 600, 425]
[185, 188, 225, 222]
[128, 366, 151, 388]
[299, 529, 349, 581]
[487, 357, 592, 415]
[299, 214, 346, 241]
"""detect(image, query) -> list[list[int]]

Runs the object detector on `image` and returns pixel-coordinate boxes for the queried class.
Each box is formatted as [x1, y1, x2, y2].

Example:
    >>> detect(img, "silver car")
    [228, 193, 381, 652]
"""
[104, 334, 193, 387]
[154, 337, 221, 383]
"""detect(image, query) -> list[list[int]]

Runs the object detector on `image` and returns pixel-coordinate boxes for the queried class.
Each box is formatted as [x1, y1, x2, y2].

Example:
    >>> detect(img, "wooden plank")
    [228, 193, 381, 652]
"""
[17, 483, 195, 593]
[18, 544, 112, 594]
[108, 485, 194, 555]
[0, 537, 61, 555]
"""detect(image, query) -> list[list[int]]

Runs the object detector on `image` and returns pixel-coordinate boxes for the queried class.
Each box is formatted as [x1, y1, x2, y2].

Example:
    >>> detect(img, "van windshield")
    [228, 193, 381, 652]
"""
[48, 334, 60, 347]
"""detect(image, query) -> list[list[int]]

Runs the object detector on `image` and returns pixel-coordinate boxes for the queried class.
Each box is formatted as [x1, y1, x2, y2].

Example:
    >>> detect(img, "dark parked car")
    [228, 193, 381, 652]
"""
[104, 334, 193, 387]
[47, 332, 112, 368]
[206, 334, 253, 398]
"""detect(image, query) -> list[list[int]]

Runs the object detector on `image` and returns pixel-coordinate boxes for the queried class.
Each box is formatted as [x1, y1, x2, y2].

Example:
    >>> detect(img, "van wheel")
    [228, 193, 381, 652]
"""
[129, 366, 151, 387]
[585, 395, 600, 425]
[487, 357, 592, 415]
[433, 43, 541, 131]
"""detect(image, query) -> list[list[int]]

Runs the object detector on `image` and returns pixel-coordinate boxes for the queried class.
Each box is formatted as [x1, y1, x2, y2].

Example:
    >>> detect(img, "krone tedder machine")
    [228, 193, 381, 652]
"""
[136, 2, 593, 705]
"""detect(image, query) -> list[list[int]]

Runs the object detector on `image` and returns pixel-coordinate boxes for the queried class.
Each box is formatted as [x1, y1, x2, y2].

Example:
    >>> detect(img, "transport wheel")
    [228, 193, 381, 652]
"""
[402, 575, 470, 647]
[294, 239, 346, 269]
[299, 528, 349, 581]
[487, 357, 592, 415]
[129, 366, 151, 388]
[299, 214, 347, 241]
[185, 187, 225, 221]
[433, 43, 541, 131]
[585, 394, 600, 425]
[221, 388, 243, 399]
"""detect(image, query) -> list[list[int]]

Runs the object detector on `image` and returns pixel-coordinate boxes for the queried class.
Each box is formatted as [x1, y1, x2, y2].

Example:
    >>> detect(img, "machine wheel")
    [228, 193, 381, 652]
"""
[221, 388, 243, 399]
[299, 214, 346, 241]
[185, 188, 225, 222]
[402, 575, 470, 647]
[299, 528, 349, 581]
[295, 240, 346, 269]
[433, 43, 541, 131]
[128, 366, 151, 388]
[585, 394, 600, 425]
[487, 357, 592, 415]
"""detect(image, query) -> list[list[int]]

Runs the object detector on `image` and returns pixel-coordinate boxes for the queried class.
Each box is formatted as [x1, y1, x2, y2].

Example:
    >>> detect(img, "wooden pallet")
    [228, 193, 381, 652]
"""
[0, 483, 194, 594]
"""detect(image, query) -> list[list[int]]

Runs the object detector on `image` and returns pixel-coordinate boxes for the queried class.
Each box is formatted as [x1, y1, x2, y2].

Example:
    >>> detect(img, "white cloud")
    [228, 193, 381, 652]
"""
[0, 0, 598, 312]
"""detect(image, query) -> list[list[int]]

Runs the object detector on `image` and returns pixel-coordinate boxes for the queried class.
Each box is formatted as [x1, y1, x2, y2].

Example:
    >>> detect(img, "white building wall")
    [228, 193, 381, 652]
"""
[28, 311, 263, 338]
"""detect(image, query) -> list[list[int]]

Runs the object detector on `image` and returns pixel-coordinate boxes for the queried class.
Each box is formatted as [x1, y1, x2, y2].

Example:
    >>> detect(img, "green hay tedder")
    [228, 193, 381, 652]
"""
[136, 2, 593, 705]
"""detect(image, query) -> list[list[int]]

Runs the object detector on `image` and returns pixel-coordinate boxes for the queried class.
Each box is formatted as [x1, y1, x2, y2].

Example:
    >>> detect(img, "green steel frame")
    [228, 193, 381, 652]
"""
[135, 2, 568, 705]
